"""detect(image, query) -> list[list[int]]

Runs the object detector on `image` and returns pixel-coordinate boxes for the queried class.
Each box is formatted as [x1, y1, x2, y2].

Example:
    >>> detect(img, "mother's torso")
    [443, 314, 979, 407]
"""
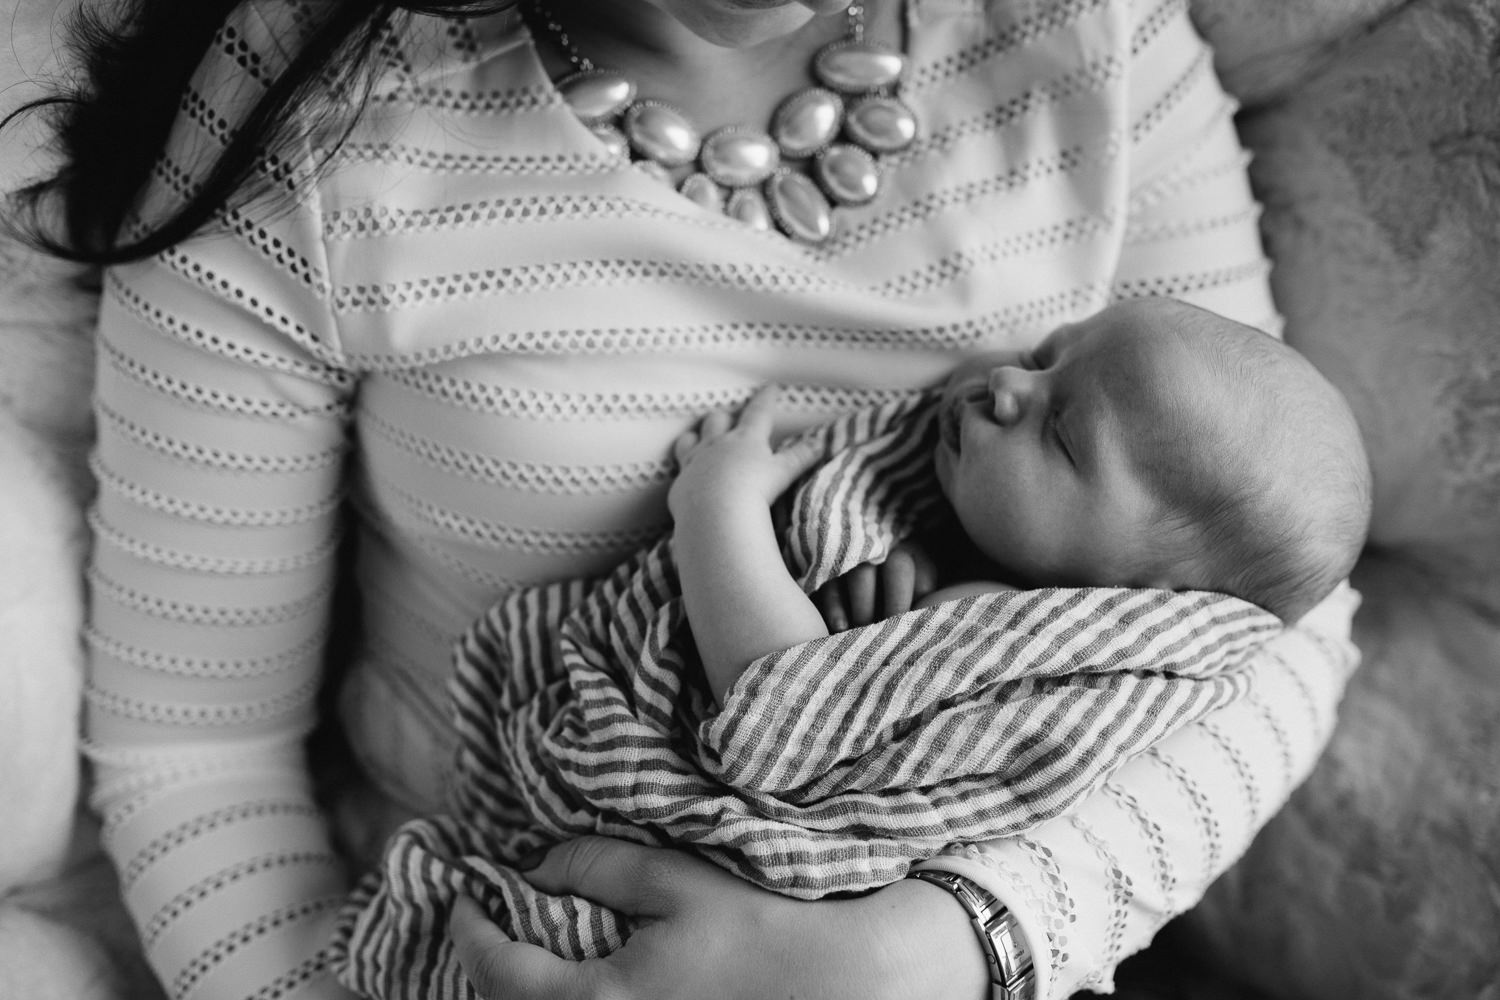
[303, 0, 1142, 819]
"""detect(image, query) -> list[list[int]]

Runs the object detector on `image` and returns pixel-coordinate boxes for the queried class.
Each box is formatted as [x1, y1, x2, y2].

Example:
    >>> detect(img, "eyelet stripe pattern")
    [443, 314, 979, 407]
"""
[221, 206, 333, 297]
[388, 485, 670, 556]
[86, 674, 321, 728]
[156, 246, 343, 367]
[904, 0, 1107, 93]
[1202, 719, 1261, 830]
[100, 337, 349, 421]
[1130, 47, 1214, 147]
[1110, 259, 1272, 302]
[362, 410, 672, 493]
[406, 532, 537, 593]
[172, 896, 345, 999]
[1147, 746, 1222, 887]
[813, 144, 1096, 259]
[888, 55, 1122, 171]
[1128, 143, 1252, 216]
[141, 850, 339, 947]
[97, 402, 343, 474]
[246, 951, 337, 1000]
[1123, 204, 1261, 245]
[338, 296, 1092, 369]
[322, 192, 747, 239]
[1102, 779, 1177, 913]
[122, 799, 322, 888]
[107, 277, 347, 386]
[88, 510, 341, 575]
[876, 214, 1115, 297]
[1131, 0, 1185, 55]
[333, 141, 625, 176]
[332, 258, 846, 313]
[369, 81, 559, 116]
[1067, 814, 1133, 990]
[85, 628, 326, 680]
[92, 456, 343, 527]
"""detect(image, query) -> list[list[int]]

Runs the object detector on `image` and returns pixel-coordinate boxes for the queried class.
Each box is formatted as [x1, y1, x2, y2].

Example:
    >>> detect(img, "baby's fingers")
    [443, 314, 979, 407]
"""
[671, 409, 735, 467]
[699, 410, 733, 440]
[735, 384, 781, 436]
[772, 431, 824, 482]
[671, 429, 700, 467]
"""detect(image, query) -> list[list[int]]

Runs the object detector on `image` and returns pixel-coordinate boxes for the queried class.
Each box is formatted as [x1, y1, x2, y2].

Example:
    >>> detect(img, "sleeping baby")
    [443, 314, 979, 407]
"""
[676, 295, 1372, 709]
[333, 297, 1371, 1000]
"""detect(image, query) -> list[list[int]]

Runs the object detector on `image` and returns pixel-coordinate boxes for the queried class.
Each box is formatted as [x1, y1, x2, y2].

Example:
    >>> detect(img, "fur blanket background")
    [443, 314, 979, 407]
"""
[1, 1, 1496, 998]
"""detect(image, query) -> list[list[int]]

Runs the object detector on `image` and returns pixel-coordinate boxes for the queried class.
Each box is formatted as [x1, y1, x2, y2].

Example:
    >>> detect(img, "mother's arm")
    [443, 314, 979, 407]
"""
[80, 9, 362, 996]
[908, 4, 1362, 995]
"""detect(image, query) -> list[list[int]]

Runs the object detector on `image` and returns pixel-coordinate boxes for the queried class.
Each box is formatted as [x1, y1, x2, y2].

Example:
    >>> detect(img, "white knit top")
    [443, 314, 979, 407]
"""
[83, 1, 1360, 998]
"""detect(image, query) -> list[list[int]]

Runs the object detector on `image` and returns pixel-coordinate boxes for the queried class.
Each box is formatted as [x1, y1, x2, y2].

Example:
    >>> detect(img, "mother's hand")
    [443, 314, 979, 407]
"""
[449, 837, 988, 1000]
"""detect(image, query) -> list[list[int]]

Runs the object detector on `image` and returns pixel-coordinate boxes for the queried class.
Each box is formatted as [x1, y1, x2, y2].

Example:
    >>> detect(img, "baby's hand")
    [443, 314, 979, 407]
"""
[814, 541, 940, 631]
[668, 386, 823, 517]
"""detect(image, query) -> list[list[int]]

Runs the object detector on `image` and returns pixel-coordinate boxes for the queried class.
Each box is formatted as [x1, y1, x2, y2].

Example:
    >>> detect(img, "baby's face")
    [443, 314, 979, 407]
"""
[934, 300, 1239, 588]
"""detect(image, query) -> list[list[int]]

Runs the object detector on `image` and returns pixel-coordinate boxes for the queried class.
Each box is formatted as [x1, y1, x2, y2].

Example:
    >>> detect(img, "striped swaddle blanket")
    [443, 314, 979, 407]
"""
[333, 397, 1279, 1000]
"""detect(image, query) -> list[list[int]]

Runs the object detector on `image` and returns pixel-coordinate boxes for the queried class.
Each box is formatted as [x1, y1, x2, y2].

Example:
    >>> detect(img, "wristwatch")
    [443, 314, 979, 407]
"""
[907, 869, 1037, 1000]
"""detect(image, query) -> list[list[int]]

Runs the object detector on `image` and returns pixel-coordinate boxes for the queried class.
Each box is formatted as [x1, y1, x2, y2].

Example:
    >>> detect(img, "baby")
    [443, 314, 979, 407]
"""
[672, 296, 1372, 703]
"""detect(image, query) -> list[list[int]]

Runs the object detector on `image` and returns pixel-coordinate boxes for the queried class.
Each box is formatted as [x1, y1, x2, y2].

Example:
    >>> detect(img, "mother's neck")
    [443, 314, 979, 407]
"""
[535, 0, 899, 131]
[543, 0, 837, 68]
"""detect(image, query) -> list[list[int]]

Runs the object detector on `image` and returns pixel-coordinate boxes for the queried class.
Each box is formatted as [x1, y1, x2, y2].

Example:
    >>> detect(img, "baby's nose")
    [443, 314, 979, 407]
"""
[988, 367, 1033, 425]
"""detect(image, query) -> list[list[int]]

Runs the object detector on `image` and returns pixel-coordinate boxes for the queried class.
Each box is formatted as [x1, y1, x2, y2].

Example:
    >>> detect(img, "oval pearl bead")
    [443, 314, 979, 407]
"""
[726, 188, 773, 232]
[557, 71, 636, 125]
[679, 173, 725, 211]
[770, 88, 844, 159]
[844, 96, 917, 154]
[814, 42, 906, 94]
[590, 123, 630, 160]
[766, 171, 834, 243]
[816, 143, 880, 206]
[700, 128, 780, 187]
[624, 101, 701, 167]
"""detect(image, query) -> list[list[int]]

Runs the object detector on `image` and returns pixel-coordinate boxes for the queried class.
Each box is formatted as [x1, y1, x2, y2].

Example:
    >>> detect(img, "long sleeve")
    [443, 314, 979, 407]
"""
[86, 224, 357, 1000]
[82, 10, 360, 996]
[917, 584, 1359, 998]
[917, 4, 1350, 997]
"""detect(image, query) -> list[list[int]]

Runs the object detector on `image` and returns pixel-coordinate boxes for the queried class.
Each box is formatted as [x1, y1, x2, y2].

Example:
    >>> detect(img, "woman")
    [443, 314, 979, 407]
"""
[10, 0, 1361, 997]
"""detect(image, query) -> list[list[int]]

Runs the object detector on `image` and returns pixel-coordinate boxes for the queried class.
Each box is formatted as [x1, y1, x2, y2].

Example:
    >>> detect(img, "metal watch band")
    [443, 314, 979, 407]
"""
[907, 869, 1037, 1000]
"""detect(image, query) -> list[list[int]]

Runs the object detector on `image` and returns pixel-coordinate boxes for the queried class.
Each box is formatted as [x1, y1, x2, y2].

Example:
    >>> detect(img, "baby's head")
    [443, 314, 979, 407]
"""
[934, 298, 1372, 622]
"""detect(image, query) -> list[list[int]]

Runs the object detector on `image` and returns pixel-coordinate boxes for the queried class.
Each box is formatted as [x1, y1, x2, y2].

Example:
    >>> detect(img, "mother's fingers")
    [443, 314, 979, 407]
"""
[450, 896, 614, 1000]
[522, 836, 707, 919]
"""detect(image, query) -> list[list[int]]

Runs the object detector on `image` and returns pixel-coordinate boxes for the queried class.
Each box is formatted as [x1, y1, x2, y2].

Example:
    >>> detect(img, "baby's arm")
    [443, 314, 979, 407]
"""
[668, 387, 826, 704]
[913, 579, 1018, 607]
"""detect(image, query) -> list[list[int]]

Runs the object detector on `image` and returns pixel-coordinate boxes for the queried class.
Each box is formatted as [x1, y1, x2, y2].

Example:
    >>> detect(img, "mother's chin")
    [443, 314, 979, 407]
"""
[650, 0, 827, 48]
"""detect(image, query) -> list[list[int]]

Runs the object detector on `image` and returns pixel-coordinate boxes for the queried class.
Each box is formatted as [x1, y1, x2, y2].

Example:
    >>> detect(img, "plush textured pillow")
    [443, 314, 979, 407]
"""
[1161, 2, 1500, 998]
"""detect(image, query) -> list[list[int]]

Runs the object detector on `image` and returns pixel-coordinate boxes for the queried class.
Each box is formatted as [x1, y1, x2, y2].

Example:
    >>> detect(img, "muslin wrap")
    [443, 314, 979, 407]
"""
[332, 397, 1278, 1000]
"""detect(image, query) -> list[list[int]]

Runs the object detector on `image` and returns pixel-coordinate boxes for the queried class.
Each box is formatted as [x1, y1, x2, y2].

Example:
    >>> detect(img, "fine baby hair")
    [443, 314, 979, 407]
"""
[933, 297, 1372, 623]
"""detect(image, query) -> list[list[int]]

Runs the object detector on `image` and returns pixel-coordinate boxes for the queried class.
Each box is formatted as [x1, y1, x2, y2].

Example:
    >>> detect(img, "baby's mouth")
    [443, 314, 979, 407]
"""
[940, 385, 988, 453]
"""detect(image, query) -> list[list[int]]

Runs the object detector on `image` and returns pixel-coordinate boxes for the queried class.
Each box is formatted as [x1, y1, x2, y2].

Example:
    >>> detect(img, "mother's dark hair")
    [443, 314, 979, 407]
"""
[4, 0, 515, 264]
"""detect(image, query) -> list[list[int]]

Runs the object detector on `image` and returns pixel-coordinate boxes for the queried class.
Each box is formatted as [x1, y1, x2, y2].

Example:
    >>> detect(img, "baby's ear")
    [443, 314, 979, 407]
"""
[1135, 541, 1217, 595]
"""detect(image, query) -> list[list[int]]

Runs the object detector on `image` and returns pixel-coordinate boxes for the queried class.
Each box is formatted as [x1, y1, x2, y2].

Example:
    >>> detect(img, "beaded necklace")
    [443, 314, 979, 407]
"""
[526, 1, 917, 244]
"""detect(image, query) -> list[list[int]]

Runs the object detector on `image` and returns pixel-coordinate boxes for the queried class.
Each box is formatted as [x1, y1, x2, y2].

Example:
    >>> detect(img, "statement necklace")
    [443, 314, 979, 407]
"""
[527, 1, 918, 244]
